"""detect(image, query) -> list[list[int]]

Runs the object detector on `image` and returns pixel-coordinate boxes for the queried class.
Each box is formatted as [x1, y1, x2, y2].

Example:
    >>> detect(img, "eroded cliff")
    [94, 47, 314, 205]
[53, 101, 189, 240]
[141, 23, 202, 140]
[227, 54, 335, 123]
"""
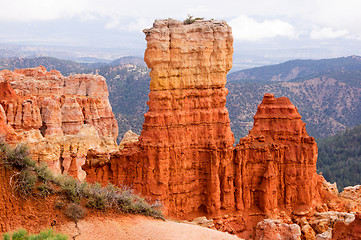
[0, 66, 118, 180]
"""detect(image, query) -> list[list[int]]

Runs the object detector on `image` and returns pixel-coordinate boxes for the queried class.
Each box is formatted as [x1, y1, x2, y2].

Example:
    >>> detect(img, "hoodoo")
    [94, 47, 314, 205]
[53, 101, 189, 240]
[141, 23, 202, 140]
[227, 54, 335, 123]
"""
[235, 93, 324, 213]
[84, 19, 236, 216]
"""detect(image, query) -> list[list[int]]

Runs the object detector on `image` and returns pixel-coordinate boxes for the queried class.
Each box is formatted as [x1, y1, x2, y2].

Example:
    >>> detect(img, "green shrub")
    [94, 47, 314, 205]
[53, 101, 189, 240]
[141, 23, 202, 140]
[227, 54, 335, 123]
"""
[0, 140, 163, 220]
[82, 182, 107, 210]
[37, 183, 53, 198]
[0, 140, 9, 161]
[64, 203, 86, 222]
[30, 228, 67, 240]
[183, 15, 204, 25]
[85, 197, 106, 210]
[1, 141, 37, 198]
[34, 163, 54, 183]
[55, 175, 81, 202]
[3, 232, 10, 240]
[10, 228, 27, 240]
[116, 188, 135, 212]
[2, 228, 67, 240]
[13, 169, 37, 197]
[1, 143, 35, 170]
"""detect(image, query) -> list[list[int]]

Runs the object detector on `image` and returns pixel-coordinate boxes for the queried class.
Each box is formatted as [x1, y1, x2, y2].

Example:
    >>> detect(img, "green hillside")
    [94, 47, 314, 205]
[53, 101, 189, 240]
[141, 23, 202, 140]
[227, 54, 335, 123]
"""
[227, 56, 361, 142]
[317, 124, 361, 190]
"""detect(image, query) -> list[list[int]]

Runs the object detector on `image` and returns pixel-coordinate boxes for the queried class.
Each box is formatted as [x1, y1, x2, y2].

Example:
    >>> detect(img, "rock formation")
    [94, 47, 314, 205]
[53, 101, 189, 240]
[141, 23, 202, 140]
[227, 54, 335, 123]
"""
[83, 20, 343, 238]
[340, 185, 361, 203]
[332, 213, 361, 240]
[140, 18, 235, 216]
[254, 219, 301, 240]
[84, 19, 235, 216]
[0, 67, 118, 180]
[234, 93, 327, 214]
[119, 130, 139, 149]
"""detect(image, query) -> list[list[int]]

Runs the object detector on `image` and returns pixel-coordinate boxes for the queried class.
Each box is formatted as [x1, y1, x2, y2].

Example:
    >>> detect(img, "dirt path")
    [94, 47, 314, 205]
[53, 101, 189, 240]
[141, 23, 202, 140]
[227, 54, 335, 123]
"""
[57, 215, 242, 240]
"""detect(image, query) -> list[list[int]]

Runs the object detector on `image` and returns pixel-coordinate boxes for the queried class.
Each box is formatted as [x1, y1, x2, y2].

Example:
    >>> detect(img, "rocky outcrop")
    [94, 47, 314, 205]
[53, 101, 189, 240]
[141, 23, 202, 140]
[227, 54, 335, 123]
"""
[234, 93, 327, 214]
[254, 219, 301, 240]
[0, 67, 118, 180]
[340, 185, 361, 203]
[119, 130, 139, 149]
[140, 19, 234, 216]
[331, 213, 361, 240]
[0, 81, 17, 141]
[0, 102, 16, 142]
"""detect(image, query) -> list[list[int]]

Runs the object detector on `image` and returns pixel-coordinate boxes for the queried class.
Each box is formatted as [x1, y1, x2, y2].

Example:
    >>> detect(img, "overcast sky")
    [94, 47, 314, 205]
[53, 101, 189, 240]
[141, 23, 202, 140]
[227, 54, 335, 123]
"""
[1, 0, 361, 66]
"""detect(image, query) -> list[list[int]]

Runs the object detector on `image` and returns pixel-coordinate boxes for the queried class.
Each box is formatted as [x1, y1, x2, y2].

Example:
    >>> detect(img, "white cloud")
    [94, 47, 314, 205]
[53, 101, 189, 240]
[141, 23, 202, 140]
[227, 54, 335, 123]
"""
[310, 27, 349, 39]
[186, 5, 209, 17]
[1, 0, 361, 40]
[105, 17, 154, 32]
[0, 0, 88, 21]
[308, 0, 361, 32]
[229, 15, 298, 41]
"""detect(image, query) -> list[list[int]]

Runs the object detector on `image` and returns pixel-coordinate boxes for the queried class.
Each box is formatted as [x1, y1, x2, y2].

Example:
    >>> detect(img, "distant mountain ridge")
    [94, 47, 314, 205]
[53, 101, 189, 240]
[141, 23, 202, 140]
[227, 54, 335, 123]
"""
[226, 55, 361, 141]
[0, 55, 360, 143]
[109, 56, 146, 67]
[228, 55, 361, 86]
[0, 57, 95, 75]
[0, 56, 145, 75]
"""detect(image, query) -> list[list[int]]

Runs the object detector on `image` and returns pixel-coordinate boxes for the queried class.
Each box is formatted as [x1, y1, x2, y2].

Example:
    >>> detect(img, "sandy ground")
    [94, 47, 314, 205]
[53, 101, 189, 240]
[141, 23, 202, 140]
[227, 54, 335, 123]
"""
[57, 215, 242, 240]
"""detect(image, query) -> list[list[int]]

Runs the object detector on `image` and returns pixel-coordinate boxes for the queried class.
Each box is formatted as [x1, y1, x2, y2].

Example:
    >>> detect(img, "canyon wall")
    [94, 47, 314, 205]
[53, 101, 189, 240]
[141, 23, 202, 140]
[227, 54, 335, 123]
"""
[0, 66, 118, 180]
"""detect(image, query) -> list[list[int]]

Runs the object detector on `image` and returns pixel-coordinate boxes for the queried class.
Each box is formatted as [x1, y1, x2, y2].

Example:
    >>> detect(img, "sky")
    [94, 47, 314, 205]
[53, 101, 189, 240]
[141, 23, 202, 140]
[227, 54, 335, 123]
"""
[1, 0, 361, 69]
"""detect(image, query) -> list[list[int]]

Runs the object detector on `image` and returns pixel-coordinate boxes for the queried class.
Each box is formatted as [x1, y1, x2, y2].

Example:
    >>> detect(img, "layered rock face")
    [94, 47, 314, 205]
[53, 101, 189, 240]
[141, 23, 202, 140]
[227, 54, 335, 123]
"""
[0, 67, 118, 180]
[119, 129, 139, 149]
[0, 82, 17, 141]
[85, 19, 235, 216]
[140, 19, 235, 216]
